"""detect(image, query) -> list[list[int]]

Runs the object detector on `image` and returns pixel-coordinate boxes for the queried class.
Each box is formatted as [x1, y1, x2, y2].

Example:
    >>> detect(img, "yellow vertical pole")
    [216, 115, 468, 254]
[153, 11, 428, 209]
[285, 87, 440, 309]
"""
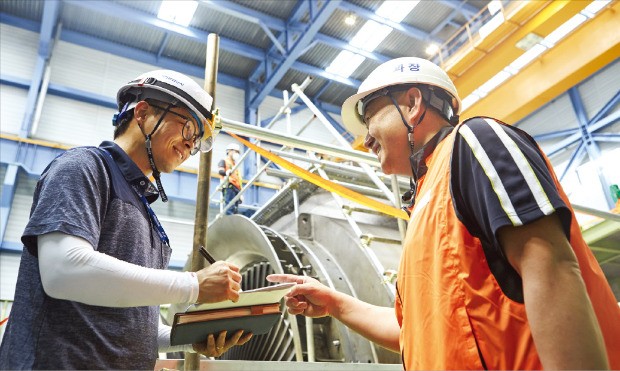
[184, 33, 219, 371]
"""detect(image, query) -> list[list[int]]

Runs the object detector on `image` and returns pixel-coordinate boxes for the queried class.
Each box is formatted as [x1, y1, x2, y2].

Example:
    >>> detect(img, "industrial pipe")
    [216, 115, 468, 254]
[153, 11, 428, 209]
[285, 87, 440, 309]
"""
[185, 32, 219, 371]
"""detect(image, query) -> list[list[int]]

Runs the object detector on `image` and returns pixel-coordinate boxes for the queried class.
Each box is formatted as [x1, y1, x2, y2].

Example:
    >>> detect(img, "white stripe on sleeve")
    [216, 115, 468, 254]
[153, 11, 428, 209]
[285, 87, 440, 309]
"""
[484, 118, 555, 216]
[459, 125, 523, 226]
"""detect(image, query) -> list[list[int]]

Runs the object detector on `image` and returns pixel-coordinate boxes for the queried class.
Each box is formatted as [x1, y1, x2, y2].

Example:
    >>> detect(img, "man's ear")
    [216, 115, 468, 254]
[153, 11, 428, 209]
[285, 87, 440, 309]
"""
[404, 87, 424, 123]
[133, 100, 149, 125]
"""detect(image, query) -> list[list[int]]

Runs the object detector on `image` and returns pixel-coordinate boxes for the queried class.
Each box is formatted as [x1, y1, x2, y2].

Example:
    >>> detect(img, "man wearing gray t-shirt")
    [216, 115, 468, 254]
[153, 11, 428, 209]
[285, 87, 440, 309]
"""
[0, 70, 251, 370]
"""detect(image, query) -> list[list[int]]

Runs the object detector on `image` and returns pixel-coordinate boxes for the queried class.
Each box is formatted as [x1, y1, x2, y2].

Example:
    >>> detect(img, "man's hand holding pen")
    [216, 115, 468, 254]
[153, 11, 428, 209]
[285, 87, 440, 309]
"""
[195, 247, 243, 304]
[191, 246, 252, 357]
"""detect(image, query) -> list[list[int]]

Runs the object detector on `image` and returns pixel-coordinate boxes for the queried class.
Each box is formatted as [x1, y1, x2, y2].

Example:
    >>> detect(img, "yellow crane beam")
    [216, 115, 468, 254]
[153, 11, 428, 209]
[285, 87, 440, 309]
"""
[463, 1, 620, 123]
[448, 0, 590, 98]
[443, 1, 546, 81]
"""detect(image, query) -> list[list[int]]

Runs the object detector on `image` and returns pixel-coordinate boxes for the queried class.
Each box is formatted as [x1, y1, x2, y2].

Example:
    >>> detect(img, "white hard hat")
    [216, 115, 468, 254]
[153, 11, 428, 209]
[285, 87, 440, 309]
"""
[226, 143, 240, 152]
[341, 57, 461, 136]
[116, 70, 220, 153]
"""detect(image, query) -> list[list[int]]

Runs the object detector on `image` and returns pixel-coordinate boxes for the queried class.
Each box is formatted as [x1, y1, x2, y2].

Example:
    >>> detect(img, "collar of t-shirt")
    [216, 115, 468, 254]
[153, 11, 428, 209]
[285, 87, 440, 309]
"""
[99, 141, 159, 204]
[409, 126, 453, 182]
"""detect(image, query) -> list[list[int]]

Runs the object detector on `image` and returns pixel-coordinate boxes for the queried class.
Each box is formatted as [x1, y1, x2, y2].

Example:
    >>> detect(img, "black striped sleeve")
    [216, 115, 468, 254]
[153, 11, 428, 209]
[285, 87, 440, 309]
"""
[450, 117, 571, 247]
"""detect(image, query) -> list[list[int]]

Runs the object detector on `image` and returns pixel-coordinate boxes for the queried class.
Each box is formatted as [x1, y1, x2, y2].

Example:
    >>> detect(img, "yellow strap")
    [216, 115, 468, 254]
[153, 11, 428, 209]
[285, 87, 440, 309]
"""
[229, 133, 409, 221]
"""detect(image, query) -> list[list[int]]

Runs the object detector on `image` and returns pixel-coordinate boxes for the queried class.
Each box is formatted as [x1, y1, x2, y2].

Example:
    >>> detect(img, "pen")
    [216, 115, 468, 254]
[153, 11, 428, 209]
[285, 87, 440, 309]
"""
[198, 245, 216, 264]
[198, 245, 243, 292]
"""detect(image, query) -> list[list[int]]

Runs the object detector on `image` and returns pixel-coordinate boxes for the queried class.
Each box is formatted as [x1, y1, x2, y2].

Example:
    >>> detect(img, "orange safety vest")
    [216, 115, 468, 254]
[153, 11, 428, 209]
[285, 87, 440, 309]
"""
[220, 157, 242, 190]
[395, 123, 620, 369]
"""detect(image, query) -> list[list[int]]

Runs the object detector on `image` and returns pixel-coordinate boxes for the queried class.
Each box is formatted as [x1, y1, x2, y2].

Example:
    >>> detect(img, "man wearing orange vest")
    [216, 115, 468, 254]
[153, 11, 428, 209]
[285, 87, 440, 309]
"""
[268, 57, 619, 369]
[218, 143, 243, 215]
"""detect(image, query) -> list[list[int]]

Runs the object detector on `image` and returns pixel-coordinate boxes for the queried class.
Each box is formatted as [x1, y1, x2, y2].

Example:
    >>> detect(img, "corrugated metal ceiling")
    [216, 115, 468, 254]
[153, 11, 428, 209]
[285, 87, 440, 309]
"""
[231, 0, 298, 19]
[0, 0, 490, 112]
[320, 8, 367, 41]
[62, 2, 164, 54]
[297, 43, 341, 70]
[0, 0, 43, 21]
[192, 6, 273, 49]
[405, 2, 454, 33]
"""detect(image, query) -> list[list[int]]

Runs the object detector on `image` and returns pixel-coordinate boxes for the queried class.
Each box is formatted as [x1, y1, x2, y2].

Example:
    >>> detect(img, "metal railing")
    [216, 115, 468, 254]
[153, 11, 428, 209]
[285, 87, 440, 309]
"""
[434, 0, 520, 69]
[210, 79, 407, 225]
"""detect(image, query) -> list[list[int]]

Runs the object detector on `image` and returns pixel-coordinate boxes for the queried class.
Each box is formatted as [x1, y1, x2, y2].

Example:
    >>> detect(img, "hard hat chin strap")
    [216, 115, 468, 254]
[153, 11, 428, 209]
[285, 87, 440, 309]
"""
[387, 92, 427, 153]
[387, 93, 428, 209]
[138, 103, 174, 203]
[144, 136, 168, 203]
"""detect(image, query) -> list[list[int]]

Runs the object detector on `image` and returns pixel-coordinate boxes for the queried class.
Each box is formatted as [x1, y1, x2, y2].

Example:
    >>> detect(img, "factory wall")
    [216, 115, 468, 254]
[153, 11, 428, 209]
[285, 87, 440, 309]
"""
[515, 60, 620, 217]
[0, 22, 348, 300]
[1, 19, 619, 303]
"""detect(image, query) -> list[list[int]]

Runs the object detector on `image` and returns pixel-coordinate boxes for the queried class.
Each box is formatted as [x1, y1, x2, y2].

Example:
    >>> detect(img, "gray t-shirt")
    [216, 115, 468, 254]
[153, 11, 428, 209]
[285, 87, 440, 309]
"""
[0, 141, 172, 370]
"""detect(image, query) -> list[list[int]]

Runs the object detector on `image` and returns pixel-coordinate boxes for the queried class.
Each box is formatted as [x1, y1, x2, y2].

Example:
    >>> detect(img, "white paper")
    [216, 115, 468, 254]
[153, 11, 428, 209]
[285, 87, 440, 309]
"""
[186, 282, 295, 312]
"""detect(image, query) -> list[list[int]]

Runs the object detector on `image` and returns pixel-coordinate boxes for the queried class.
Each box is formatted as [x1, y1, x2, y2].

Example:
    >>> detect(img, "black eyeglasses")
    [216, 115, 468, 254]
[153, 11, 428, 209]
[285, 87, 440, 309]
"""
[149, 103, 199, 143]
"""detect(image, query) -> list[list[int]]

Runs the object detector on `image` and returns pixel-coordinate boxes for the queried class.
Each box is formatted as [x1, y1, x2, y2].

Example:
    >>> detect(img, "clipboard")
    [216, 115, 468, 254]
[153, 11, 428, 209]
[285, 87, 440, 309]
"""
[170, 282, 294, 345]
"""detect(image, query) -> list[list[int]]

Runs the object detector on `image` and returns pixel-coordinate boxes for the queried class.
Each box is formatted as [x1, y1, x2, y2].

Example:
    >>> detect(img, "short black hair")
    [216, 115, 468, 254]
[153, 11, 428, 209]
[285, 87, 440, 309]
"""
[113, 99, 166, 139]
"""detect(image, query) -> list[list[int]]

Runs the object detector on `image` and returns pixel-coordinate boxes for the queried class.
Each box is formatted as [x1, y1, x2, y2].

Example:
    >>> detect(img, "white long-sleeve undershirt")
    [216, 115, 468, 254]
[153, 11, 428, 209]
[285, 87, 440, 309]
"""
[38, 232, 199, 306]
[38, 232, 199, 352]
[159, 318, 195, 353]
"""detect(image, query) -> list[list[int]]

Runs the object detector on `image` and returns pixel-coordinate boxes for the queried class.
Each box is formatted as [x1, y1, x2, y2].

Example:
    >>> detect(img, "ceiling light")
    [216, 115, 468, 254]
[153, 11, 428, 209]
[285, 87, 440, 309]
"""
[375, 0, 420, 23]
[349, 20, 393, 52]
[515, 32, 543, 51]
[158, 0, 198, 27]
[326, 50, 365, 79]
[344, 13, 357, 26]
[425, 44, 439, 56]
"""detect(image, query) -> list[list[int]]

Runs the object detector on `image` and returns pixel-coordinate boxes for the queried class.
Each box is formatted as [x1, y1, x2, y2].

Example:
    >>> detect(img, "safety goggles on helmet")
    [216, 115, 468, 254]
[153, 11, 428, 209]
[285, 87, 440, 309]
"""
[192, 111, 218, 155]
[196, 107, 221, 154]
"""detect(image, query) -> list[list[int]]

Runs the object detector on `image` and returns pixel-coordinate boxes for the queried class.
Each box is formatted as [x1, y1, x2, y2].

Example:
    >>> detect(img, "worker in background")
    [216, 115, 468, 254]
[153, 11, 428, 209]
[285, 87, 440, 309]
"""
[218, 143, 243, 215]
[0, 70, 251, 370]
[269, 57, 620, 370]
